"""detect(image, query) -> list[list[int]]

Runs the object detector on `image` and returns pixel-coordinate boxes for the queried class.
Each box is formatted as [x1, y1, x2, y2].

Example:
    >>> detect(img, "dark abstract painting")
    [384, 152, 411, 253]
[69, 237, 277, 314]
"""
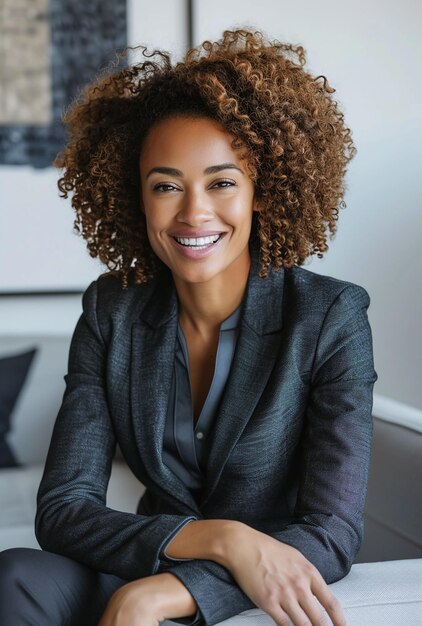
[0, 0, 127, 168]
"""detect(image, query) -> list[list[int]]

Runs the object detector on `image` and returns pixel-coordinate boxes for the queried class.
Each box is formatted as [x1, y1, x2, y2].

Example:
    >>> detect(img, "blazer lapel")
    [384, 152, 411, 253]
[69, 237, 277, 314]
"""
[202, 240, 285, 506]
[130, 269, 200, 511]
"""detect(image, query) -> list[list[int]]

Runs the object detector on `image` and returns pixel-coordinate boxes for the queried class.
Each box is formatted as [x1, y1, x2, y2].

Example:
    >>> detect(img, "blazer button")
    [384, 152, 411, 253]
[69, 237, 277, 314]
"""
[196, 431, 204, 440]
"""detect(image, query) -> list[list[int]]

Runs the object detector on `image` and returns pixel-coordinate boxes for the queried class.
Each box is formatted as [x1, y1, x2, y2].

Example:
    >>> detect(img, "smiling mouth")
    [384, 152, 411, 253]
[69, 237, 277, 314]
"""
[172, 234, 223, 249]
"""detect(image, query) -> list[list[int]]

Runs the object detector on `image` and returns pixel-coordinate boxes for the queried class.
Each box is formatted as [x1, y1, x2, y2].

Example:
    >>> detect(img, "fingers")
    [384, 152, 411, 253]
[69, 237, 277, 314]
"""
[265, 573, 346, 626]
[267, 592, 342, 626]
[311, 572, 347, 626]
[269, 595, 325, 626]
[268, 602, 305, 626]
[297, 591, 331, 625]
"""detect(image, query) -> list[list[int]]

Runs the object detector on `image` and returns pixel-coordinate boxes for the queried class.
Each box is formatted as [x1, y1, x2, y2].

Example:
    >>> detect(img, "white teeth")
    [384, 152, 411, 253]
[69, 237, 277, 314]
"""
[174, 234, 221, 247]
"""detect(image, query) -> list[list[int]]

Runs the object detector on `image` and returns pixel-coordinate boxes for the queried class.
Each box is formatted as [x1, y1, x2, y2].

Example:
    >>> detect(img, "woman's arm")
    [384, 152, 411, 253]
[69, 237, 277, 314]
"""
[35, 280, 199, 580]
[161, 519, 345, 625]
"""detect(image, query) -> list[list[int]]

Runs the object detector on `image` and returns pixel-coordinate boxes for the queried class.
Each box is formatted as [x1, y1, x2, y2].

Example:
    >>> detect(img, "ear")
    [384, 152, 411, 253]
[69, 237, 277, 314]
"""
[252, 197, 263, 213]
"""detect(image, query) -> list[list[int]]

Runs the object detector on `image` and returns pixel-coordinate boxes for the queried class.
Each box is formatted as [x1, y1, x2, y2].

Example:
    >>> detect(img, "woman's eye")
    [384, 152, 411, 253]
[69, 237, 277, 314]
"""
[153, 183, 178, 192]
[212, 179, 235, 189]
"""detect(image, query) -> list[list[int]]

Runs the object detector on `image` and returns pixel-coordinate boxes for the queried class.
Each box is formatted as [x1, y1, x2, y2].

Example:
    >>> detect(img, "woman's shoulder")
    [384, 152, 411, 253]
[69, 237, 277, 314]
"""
[283, 265, 371, 309]
[81, 268, 163, 324]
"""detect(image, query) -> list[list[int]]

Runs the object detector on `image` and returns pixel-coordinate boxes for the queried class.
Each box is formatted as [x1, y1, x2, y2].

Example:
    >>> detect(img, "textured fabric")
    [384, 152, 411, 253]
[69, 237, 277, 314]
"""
[35, 238, 378, 626]
[0, 347, 36, 467]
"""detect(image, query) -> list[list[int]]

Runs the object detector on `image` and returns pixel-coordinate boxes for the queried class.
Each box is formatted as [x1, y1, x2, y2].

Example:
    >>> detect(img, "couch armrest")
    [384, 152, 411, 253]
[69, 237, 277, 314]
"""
[356, 396, 422, 562]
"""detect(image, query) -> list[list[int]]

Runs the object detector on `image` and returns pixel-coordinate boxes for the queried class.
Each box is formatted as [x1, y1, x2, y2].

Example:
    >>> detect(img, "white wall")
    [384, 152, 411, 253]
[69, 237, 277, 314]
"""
[0, 167, 105, 292]
[1, 0, 421, 410]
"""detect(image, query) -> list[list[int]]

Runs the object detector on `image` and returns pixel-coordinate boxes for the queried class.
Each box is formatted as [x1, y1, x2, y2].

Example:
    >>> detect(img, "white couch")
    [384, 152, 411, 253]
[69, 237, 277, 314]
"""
[1, 333, 421, 625]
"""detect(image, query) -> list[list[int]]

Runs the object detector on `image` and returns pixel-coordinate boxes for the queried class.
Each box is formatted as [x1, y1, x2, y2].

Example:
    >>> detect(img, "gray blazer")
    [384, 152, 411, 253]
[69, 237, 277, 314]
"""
[35, 241, 378, 626]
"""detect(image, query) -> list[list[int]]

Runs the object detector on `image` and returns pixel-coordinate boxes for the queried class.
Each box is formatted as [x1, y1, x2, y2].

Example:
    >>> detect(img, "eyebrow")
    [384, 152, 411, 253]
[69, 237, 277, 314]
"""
[146, 163, 244, 179]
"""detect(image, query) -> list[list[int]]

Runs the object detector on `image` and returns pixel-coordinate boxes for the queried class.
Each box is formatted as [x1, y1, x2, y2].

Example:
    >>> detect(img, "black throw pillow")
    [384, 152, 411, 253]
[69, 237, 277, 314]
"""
[0, 347, 37, 467]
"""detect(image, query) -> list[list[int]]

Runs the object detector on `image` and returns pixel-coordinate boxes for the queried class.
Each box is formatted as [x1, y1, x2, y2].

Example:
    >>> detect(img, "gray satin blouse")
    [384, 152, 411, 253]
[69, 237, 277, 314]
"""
[162, 303, 242, 504]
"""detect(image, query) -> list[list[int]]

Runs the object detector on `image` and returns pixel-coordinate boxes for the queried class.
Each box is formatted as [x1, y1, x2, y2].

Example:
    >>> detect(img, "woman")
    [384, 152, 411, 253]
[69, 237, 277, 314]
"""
[0, 28, 377, 626]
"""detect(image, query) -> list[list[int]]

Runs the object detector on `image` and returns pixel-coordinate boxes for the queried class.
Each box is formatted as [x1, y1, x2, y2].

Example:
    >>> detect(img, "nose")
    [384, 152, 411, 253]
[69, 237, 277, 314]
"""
[176, 188, 214, 226]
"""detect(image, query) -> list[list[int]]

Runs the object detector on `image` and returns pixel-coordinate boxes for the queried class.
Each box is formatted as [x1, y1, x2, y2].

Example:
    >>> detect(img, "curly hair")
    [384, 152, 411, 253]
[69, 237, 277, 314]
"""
[55, 28, 356, 289]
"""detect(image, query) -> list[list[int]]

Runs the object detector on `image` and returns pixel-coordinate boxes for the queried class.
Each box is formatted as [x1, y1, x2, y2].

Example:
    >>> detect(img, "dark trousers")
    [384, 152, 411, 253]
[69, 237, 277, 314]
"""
[0, 547, 129, 626]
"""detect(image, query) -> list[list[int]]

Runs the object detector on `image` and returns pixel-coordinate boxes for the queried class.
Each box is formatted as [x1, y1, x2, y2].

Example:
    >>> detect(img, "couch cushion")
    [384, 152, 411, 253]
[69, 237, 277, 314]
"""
[0, 347, 37, 467]
[356, 416, 422, 562]
[0, 465, 42, 529]
[0, 334, 124, 465]
[0, 336, 70, 465]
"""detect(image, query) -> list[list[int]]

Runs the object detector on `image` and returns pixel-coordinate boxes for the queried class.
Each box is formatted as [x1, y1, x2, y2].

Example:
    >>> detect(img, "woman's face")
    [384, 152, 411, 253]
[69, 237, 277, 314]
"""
[139, 115, 259, 286]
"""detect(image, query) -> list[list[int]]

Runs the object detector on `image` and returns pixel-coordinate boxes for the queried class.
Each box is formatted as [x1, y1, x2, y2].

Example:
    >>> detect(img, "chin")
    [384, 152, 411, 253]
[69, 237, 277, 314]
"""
[172, 263, 223, 285]
[176, 271, 218, 285]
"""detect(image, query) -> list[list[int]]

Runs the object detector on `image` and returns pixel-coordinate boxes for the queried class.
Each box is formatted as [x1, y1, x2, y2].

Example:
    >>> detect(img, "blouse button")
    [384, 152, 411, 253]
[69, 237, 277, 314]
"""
[196, 431, 204, 440]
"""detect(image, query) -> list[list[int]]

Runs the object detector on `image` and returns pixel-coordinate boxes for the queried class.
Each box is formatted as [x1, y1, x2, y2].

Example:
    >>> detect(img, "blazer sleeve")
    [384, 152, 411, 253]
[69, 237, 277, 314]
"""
[35, 279, 199, 580]
[154, 283, 378, 626]
[266, 284, 378, 578]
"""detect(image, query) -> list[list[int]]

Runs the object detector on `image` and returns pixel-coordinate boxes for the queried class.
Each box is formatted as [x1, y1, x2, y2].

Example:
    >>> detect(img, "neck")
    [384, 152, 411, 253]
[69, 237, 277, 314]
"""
[172, 251, 251, 339]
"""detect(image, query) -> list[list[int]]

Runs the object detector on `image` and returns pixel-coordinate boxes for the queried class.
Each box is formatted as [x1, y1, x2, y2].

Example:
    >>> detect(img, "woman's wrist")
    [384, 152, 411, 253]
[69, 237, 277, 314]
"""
[165, 518, 248, 566]
[212, 520, 252, 569]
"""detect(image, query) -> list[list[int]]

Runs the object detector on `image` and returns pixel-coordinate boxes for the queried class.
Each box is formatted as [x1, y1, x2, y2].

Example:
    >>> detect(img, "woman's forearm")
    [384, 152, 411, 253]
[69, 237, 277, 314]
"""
[164, 519, 247, 567]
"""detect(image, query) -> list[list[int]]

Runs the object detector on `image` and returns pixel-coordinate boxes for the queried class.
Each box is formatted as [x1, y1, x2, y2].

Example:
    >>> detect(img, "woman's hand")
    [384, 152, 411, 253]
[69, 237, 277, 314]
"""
[217, 523, 346, 626]
[97, 572, 197, 626]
